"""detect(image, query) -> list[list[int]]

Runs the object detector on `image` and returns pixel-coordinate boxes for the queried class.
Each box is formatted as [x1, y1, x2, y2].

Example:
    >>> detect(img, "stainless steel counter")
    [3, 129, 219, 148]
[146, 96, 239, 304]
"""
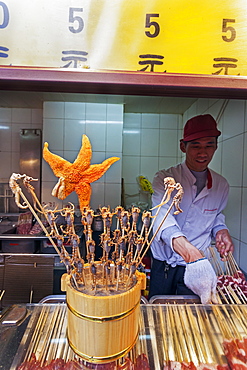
[1, 303, 246, 370]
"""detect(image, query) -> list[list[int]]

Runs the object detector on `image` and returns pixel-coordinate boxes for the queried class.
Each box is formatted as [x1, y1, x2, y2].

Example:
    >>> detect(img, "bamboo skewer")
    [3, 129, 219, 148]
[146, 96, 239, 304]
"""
[46, 305, 67, 362]
[145, 305, 161, 370]
[10, 178, 61, 257]
[172, 305, 191, 362]
[55, 306, 68, 359]
[230, 305, 247, 336]
[165, 305, 178, 362]
[212, 305, 238, 340]
[195, 306, 218, 364]
[167, 305, 184, 362]
[200, 306, 226, 366]
[158, 305, 170, 364]
[25, 306, 50, 362]
[208, 247, 224, 276]
[0, 289, 5, 301]
[217, 287, 230, 304]
[186, 305, 208, 364]
[178, 305, 201, 365]
[38, 306, 63, 365]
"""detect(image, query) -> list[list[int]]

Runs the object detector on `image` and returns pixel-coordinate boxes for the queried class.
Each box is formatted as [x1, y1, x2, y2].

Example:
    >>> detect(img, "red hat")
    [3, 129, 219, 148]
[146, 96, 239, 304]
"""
[182, 114, 221, 141]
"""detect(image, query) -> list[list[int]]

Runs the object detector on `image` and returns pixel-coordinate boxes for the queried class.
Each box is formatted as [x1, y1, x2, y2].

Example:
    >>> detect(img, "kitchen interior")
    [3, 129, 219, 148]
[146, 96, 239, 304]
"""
[0, 89, 246, 308]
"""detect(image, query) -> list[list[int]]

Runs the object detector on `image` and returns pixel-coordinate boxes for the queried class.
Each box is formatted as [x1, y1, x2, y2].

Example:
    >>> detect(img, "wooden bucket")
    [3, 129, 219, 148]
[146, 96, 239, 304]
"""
[61, 269, 146, 363]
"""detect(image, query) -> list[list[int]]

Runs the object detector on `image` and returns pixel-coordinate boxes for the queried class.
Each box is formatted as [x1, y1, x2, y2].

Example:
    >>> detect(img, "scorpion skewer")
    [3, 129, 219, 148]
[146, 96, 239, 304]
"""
[9, 173, 62, 257]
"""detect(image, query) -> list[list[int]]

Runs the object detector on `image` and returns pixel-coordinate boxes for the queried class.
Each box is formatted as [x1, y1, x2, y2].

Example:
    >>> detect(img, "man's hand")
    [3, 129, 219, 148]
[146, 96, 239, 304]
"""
[184, 258, 218, 304]
[172, 236, 204, 263]
[215, 229, 234, 260]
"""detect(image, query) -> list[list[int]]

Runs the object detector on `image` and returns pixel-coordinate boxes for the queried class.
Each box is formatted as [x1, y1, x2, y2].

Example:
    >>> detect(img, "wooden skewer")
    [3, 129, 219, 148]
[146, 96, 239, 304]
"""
[26, 306, 50, 362]
[158, 305, 170, 364]
[195, 306, 218, 364]
[227, 252, 238, 275]
[208, 246, 224, 276]
[212, 305, 235, 340]
[230, 305, 247, 336]
[138, 184, 175, 258]
[55, 305, 68, 359]
[0, 290, 5, 301]
[186, 305, 208, 364]
[139, 200, 176, 264]
[46, 305, 66, 363]
[172, 305, 191, 362]
[217, 286, 230, 304]
[220, 304, 242, 339]
[199, 306, 226, 366]
[136, 307, 148, 360]
[181, 305, 206, 366]
[227, 285, 244, 304]
[224, 259, 231, 276]
[29, 287, 33, 304]
[167, 305, 183, 362]
[221, 286, 235, 305]
[145, 305, 161, 369]
[39, 305, 62, 365]
[235, 285, 247, 304]
[17, 188, 61, 256]
[164, 304, 177, 362]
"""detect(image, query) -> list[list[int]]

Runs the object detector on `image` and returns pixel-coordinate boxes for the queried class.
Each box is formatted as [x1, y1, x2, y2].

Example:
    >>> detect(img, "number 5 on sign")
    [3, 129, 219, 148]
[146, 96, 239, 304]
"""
[145, 14, 160, 38]
[222, 19, 236, 42]
[69, 8, 84, 34]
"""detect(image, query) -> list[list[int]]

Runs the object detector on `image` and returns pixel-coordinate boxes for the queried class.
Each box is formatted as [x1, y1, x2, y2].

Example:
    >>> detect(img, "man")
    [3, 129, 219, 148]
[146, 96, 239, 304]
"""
[149, 114, 234, 304]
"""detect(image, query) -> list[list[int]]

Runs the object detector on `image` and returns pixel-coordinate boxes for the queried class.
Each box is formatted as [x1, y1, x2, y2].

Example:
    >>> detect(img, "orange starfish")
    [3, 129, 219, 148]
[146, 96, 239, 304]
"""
[43, 134, 120, 212]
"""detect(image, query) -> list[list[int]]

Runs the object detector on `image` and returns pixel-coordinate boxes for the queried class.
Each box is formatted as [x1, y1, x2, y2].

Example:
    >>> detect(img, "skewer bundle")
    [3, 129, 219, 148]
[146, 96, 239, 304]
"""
[160, 304, 247, 370]
[8, 173, 183, 297]
[207, 247, 247, 304]
[15, 305, 150, 369]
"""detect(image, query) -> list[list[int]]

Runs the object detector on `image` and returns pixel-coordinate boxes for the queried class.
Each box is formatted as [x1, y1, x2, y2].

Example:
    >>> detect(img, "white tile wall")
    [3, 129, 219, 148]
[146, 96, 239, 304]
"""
[224, 187, 242, 241]
[0, 122, 11, 152]
[159, 129, 178, 157]
[43, 102, 64, 118]
[65, 102, 85, 119]
[0, 108, 11, 122]
[64, 120, 86, 150]
[12, 108, 32, 124]
[222, 135, 244, 187]
[123, 128, 141, 156]
[43, 118, 65, 151]
[0, 107, 42, 183]
[243, 132, 247, 187]
[241, 188, 247, 243]
[221, 100, 245, 139]
[239, 241, 247, 273]
[122, 112, 182, 210]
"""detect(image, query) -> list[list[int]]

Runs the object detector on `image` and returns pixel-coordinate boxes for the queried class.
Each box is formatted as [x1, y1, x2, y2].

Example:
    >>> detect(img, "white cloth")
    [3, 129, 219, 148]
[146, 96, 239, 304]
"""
[151, 161, 229, 267]
[184, 258, 218, 304]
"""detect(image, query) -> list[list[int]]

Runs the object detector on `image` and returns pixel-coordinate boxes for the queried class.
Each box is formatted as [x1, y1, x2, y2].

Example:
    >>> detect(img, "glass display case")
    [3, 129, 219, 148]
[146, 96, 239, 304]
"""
[1, 303, 246, 369]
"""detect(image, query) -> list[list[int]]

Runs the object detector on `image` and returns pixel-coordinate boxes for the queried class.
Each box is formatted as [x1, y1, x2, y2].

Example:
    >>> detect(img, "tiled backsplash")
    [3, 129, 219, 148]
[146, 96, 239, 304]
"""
[0, 107, 43, 182]
[122, 113, 182, 210]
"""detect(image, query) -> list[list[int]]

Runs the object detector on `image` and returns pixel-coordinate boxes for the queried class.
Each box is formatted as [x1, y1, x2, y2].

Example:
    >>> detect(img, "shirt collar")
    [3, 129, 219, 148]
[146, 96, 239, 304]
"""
[181, 161, 212, 189]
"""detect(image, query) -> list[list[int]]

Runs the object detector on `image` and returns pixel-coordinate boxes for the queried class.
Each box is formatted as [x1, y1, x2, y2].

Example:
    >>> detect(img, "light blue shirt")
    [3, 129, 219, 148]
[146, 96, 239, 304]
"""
[151, 162, 229, 267]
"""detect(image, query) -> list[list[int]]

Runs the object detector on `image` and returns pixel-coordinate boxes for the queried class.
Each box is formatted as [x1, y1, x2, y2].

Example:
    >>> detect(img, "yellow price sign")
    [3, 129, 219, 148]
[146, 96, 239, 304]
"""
[0, 0, 246, 75]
